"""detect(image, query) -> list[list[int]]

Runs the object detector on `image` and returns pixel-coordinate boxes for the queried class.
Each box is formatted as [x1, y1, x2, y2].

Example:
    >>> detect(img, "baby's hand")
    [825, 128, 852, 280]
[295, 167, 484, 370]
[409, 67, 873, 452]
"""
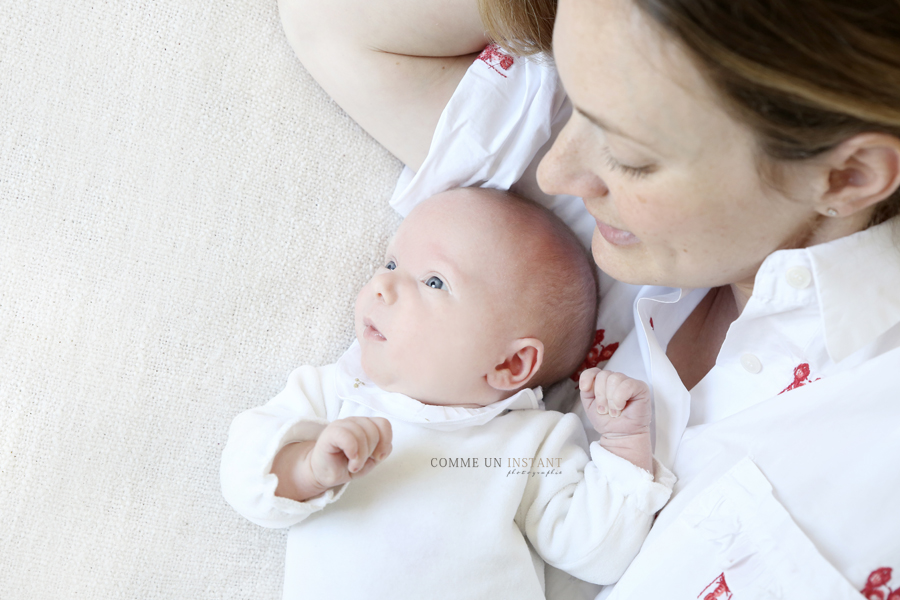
[579, 368, 652, 472]
[579, 369, 651, 436]
[307, 417, 393, 490]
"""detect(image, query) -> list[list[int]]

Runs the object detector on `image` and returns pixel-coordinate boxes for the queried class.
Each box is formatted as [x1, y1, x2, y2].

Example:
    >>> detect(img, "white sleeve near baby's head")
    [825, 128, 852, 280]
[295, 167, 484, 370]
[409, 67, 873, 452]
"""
[389, 48, 569, 219]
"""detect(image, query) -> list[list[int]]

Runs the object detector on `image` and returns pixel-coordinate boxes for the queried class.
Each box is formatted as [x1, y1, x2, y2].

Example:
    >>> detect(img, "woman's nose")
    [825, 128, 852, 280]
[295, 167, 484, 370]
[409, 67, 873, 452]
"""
[537, 118, 610, 199]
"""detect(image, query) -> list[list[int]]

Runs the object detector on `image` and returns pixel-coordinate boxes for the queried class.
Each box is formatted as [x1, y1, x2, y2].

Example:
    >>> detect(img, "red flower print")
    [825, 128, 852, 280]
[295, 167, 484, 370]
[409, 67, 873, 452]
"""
[571, 329, 620, 381]
[779, 362, 821, 394]
[649, 317, 654, 330]
[599, 342, 619, 362]
[477, 44, 515, 77]
[698, 573, 732, 600]
[862, 567, 895, 600]
[871, 569, 894, 588]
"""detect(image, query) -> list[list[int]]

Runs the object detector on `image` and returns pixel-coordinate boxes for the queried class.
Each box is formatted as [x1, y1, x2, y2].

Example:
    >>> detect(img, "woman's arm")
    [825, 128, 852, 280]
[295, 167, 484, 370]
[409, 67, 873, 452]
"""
[278, 0, 488, 170]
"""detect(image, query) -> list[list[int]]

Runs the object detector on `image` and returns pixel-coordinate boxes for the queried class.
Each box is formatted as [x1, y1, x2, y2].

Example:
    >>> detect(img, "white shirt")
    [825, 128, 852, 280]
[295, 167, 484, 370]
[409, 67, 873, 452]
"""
[220, 341, 674, 600]
[398, 45, 900, 598]
[595, 219, 900, 599]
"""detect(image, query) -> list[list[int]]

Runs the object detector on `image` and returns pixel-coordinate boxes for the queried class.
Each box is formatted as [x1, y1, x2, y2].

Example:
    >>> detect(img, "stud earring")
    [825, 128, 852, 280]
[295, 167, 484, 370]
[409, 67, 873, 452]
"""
[826, 208, 838, 217]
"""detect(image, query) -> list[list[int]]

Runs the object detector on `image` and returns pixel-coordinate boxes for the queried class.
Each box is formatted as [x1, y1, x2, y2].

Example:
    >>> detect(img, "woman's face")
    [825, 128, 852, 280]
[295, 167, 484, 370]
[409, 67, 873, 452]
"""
[538, 0, 823, 289]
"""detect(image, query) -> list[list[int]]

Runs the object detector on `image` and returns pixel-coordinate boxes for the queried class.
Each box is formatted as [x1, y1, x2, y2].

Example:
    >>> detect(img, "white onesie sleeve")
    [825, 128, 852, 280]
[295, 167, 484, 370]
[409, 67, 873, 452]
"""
[516, 413, 676, 585]
[219, 364, 348, 528]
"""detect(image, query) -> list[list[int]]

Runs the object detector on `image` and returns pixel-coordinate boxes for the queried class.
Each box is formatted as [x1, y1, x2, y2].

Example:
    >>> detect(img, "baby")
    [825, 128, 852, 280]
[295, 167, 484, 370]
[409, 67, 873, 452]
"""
[220, 188, 673, 600]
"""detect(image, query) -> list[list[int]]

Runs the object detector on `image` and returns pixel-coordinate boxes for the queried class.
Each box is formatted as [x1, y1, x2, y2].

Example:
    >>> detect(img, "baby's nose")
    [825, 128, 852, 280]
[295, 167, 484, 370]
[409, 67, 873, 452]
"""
[374, 273, 397, 304]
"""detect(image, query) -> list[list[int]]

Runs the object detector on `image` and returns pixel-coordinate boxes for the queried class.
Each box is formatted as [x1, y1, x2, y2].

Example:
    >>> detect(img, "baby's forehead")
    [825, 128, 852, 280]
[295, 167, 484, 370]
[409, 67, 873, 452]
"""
[414, 189, 533, 233]
[402, 198, 523, 253]
[423, 201, 553, 277]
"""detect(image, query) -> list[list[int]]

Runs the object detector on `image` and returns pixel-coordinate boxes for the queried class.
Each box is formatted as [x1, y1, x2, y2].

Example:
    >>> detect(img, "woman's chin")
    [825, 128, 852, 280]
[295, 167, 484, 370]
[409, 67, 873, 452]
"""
[590, 230, 660, 286]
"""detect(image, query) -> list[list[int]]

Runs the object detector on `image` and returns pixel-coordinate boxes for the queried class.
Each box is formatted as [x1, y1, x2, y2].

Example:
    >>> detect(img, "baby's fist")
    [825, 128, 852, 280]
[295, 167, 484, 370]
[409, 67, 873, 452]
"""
[308, 416, 393, 489]
[578, 368, 651, 438]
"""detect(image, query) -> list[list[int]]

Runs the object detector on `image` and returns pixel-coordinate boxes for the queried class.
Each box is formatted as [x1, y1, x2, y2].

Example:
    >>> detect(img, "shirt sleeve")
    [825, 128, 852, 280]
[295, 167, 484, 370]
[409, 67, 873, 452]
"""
[219, 364, 348, 529]
[516, 413, 676, 585]
[389, 47, 570, 219]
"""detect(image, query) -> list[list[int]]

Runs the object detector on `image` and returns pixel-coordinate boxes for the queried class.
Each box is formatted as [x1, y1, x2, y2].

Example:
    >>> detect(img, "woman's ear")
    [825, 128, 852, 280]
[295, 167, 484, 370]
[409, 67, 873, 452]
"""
[486, 338, 544, 391]
[818, 133, 900, 218]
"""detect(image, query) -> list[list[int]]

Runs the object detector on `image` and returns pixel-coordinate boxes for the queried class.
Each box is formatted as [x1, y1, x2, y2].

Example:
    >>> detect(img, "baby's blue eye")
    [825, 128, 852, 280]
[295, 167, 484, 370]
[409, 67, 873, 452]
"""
[425, 276, 445, 290]
[386, 261, 396, 270]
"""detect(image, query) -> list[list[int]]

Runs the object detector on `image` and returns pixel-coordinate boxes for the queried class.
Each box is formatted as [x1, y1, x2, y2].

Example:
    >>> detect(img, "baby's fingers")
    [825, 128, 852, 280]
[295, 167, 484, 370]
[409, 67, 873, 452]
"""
[589, 369, 614, 416]
[347, 418, 386, 473]
[339, 417, 392, 474]
[369, 417, 393, 463]
[578, 368, 601, 398]
[606, 375, 650, 417]
[322, 423, 370, 473]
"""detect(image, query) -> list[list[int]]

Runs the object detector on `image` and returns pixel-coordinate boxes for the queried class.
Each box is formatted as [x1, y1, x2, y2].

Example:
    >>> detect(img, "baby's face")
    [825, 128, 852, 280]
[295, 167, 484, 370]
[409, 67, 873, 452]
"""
[354, 192, 527, 406]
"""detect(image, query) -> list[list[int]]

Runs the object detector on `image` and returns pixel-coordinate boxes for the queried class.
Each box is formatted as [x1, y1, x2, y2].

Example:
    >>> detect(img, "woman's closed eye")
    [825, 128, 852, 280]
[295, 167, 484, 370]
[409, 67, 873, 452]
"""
[424, 276, 445, 290]
[601, 146, 654, 178]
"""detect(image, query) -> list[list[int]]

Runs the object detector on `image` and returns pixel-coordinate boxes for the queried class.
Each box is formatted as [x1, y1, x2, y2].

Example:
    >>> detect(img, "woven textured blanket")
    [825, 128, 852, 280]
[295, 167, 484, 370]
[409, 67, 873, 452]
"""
[0, 1, 402, 597]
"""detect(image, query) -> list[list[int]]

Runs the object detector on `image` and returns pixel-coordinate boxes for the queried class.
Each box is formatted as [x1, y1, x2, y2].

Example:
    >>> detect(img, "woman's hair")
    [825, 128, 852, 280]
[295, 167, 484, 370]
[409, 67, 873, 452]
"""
[477, 0, 556, 56]
[478, 0, 900, 226]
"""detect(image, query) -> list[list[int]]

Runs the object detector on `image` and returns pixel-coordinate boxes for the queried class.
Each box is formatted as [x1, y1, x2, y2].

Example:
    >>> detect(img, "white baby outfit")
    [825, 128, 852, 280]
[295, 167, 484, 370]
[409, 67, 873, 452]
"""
[220, 341, 674, 600]
[392, 45, 900, 599]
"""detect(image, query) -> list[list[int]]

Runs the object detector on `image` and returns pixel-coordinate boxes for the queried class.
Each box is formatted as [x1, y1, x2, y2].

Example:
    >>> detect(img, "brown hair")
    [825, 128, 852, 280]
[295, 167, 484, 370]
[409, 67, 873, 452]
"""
[477, 0, 556, 56]
[479, 0, 900, 226]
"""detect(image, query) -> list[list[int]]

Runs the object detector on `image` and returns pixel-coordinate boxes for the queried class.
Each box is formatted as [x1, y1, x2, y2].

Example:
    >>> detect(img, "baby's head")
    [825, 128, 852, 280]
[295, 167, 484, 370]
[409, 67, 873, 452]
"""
[355, 188, 598, 407]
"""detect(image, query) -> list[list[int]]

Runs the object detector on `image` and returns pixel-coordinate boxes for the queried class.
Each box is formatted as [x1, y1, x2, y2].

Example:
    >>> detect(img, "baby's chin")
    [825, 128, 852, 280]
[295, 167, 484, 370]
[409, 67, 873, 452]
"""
[358, 347, 401, 391]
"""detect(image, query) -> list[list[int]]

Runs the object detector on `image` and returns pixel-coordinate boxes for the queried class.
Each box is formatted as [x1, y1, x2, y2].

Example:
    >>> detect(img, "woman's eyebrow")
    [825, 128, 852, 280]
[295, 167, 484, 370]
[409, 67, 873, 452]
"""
[574, 105, 656, 149]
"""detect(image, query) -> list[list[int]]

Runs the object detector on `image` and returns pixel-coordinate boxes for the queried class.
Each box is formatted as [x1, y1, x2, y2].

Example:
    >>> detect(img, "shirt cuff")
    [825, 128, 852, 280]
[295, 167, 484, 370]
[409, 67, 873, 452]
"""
[588, 442, 676, 513]
[263, 418, 350, 520]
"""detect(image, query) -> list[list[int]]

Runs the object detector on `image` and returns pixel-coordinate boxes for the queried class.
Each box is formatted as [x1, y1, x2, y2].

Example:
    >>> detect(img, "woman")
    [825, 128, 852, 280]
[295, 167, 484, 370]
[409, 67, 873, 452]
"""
[279, 0, 900, 597]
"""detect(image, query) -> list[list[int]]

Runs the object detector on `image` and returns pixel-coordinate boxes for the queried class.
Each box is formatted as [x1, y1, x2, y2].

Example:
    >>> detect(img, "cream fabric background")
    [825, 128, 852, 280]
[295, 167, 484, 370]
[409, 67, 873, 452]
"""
[0, 1, 402, 597]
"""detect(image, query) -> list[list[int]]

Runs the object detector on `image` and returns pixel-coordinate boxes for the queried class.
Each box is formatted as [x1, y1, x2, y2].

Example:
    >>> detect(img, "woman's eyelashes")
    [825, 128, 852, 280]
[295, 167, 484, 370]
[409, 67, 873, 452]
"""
[600, 146, 654, 178]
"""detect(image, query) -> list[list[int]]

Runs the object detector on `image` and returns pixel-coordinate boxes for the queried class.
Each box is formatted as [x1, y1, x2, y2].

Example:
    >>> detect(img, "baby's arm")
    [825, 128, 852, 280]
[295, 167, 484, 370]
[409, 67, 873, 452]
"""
[579, 368, 653, 473]
[278, 0, 487, 170]
[271, 417, 392, 502]
[516, 413, 674, 584]
[221, 364, 361, 528]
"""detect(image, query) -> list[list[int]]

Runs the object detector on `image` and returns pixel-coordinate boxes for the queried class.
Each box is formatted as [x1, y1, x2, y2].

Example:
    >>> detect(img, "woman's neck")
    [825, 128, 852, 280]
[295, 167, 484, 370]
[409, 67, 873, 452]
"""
[731, 280, 754, 314]
[667, 285, 741, 391]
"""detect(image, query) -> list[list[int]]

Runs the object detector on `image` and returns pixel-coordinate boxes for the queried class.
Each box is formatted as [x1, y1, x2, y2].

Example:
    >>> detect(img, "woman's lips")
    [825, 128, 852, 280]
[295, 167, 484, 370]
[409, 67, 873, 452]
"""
[596, 220, 640, 246]
[363, 318, 386, 341]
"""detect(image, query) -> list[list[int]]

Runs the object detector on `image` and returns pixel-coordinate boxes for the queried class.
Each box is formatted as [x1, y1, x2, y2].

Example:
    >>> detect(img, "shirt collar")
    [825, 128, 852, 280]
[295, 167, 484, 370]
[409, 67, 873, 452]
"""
[334, 340, 544, 431]
[806, 217, 900, 363]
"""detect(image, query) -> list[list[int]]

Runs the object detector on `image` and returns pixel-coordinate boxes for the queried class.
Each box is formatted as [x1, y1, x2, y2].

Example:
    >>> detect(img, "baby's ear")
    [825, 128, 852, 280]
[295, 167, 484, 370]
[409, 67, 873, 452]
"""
[486, 338, 544, 391]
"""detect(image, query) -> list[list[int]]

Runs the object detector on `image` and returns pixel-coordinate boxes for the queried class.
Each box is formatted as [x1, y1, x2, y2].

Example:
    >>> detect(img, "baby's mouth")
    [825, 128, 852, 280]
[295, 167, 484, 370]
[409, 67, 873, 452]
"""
[363, 318, 386, 341]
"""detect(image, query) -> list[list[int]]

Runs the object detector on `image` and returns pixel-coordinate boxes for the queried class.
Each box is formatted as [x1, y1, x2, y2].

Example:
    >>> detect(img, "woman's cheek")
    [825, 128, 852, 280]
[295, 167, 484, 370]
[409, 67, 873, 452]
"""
[623, 182, 699, 237]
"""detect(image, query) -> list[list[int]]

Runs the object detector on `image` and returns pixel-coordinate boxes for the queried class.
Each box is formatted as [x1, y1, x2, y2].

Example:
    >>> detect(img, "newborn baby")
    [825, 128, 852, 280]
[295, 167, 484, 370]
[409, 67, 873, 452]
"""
[221, 188, 673, 600]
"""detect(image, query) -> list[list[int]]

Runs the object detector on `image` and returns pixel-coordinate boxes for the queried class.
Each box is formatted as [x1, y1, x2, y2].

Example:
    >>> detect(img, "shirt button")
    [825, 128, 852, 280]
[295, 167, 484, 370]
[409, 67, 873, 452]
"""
[741, 354, 762, 374]
[786, 266, 812, 289]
